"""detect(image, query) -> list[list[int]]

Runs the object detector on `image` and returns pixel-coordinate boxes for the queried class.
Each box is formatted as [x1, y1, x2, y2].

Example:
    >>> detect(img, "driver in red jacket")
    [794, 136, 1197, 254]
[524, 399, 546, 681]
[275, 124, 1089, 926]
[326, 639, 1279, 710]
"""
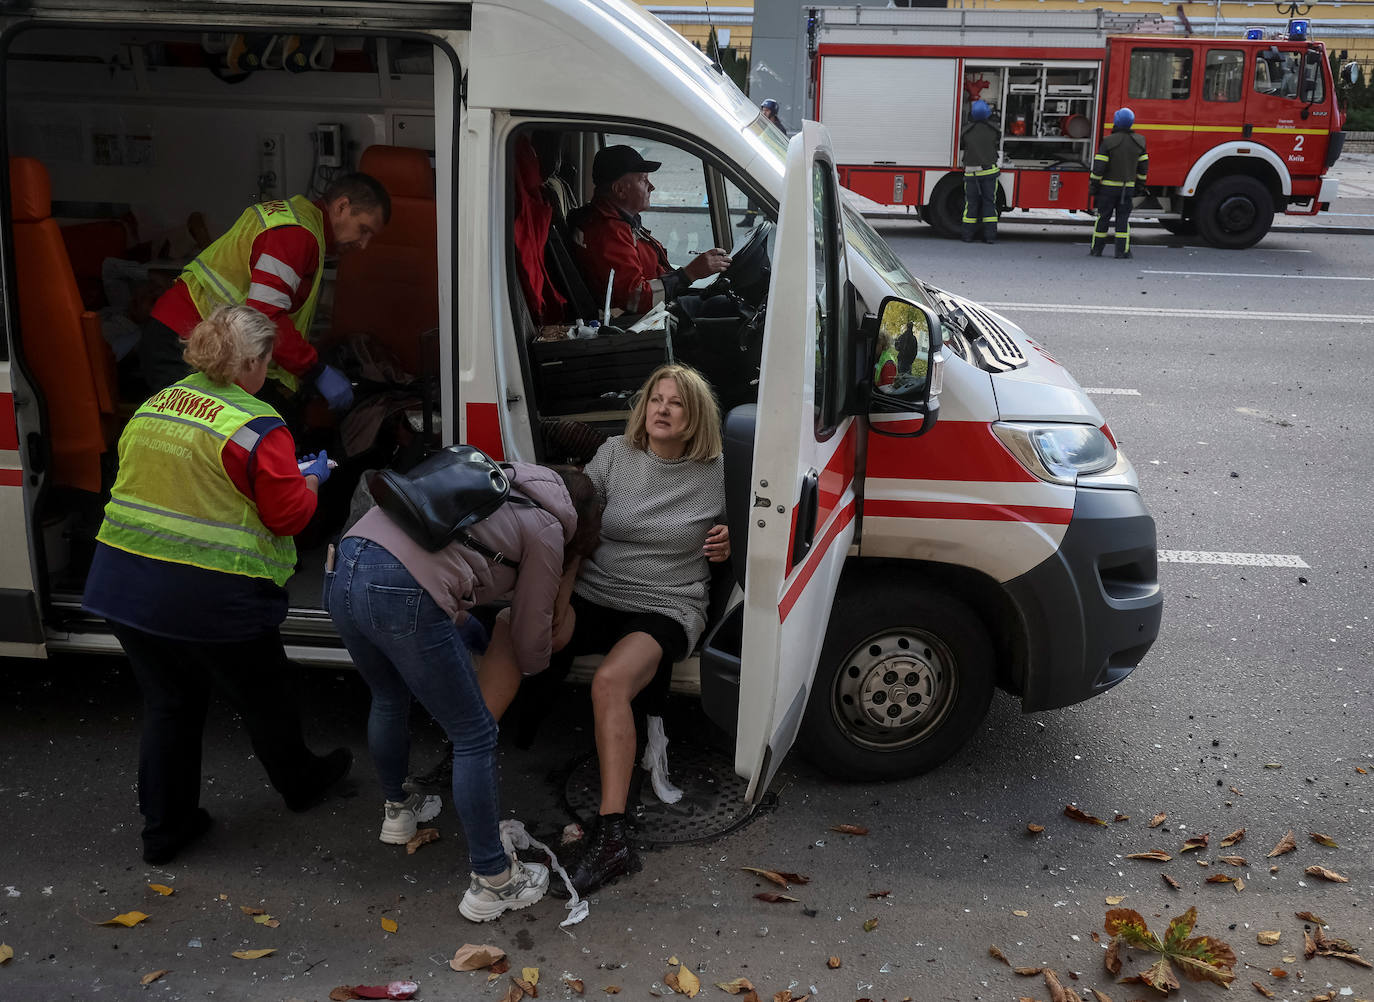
[569, 145, 731, 316]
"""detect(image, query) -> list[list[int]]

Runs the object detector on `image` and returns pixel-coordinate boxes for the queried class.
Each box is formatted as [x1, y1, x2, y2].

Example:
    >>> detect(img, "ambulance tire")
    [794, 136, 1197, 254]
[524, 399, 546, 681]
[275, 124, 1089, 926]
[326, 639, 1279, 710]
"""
[1194, 176, 1273, 249]
[800, 584, 994, 781]
[924, 177, 966, 239]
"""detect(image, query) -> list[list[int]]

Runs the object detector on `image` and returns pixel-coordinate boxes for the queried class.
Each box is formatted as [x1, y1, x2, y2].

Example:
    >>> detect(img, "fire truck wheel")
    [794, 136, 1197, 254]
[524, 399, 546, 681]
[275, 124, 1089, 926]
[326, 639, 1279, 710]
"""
[1194, 176, 1273, 249]
[799, 583, 994, 781]
[924, 176, 966, 239]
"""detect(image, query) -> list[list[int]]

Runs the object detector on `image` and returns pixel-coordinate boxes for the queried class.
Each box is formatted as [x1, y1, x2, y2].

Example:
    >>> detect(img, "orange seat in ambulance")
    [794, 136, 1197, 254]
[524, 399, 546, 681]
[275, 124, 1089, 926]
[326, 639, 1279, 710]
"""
[9, 156, 118, 494]
[331, 145, 438, 378]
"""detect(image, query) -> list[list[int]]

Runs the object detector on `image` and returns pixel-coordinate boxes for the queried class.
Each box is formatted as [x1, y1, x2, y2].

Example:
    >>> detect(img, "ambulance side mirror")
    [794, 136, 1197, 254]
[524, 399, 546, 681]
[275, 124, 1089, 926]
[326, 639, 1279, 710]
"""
[867, 297, 943, 439]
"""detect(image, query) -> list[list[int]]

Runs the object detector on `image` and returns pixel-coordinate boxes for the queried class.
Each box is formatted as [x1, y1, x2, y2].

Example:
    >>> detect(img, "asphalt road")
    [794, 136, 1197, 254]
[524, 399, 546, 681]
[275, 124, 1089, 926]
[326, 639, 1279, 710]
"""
[2, 222, 1372, 1001]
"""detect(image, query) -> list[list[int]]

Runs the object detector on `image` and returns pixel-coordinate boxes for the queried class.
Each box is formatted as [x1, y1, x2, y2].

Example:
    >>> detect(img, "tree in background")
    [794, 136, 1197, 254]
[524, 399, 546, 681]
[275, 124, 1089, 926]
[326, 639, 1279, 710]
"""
[698, 26, 751, 95]
[1331, 52, 1373, 131]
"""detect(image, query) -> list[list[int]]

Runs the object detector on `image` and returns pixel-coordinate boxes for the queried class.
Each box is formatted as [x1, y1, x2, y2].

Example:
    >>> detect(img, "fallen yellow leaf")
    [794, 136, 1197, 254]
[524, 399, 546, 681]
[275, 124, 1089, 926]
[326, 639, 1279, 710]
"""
[406, 827, 441, 855]
[0, 944, 13, 964]
[1105, 895, 1126, 905]
[381, 917, 399, 933]
[564, 976, 585, 994]
[100, 911, 150, 928]
[676, 963, 701, 997]
[239, 906, 265, 916]
[141, 969, 169, 985]
[522, 967, 540, 986]
[147, 884, 174, 897]
[826, 956, 841, 969]
[1304, 865, 1349, 883]
[668, 956, 679, 966]
[231, 948, 276, 960]
[716, 978, 755, 994]
[1012, 910, 1029, 917]
[252, 914, 279, 928]
[1258, 931, 1281, 945]
[1308, 832, 1338, 848]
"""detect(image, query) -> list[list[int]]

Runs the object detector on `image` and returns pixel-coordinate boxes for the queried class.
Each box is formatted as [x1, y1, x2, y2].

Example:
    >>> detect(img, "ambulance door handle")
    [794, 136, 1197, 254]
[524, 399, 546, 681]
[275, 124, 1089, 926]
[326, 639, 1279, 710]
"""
[790, 469, 820, 570]
[1242, 123, 1254, 138]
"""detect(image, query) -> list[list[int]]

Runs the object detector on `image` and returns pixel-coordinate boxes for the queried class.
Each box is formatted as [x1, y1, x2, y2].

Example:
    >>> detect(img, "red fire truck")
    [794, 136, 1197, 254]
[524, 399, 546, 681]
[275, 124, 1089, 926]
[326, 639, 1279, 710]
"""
[809, 7, 1346, 248]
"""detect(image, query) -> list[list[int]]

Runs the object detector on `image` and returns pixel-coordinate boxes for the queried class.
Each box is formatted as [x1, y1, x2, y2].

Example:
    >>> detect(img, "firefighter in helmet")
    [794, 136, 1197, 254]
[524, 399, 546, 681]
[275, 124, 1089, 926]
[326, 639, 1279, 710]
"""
[960, 99, 1001, 244]
[1089, 107, 1149, 259]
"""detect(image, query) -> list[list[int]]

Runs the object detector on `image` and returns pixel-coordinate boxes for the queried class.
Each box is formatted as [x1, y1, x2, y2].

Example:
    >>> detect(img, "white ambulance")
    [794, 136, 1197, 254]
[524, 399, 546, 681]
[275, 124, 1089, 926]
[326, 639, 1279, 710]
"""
[0, 0, 1161, 800]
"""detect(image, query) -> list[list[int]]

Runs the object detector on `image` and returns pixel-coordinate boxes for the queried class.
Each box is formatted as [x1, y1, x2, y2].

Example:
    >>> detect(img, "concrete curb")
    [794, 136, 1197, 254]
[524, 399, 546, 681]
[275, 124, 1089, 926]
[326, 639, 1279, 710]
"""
[860, 210, 1374, 237]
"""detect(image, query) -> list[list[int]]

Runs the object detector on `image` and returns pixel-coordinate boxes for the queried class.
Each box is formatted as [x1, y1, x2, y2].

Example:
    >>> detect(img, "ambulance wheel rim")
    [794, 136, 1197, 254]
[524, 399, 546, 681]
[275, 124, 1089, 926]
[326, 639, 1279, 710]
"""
[830, 629, 957, 751]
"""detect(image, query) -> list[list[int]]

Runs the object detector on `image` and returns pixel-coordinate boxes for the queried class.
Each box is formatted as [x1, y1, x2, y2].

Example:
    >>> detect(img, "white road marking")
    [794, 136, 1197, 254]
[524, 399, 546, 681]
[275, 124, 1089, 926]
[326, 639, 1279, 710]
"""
[985, 302, 1374, 324]
[1083, 387, 1141, 395]
[1159, 550, 1309, 568]
[1143, 269, 1373, 281]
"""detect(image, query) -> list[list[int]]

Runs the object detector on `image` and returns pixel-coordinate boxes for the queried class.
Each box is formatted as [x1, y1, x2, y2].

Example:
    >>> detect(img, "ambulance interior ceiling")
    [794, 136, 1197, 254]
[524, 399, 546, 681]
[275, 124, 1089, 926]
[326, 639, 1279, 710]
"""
[5, 28, 439, 238]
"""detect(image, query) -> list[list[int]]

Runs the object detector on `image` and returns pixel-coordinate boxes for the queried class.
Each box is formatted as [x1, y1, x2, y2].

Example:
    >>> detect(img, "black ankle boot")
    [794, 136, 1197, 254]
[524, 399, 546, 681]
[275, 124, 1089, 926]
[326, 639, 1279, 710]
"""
[555, 815, 641, 898]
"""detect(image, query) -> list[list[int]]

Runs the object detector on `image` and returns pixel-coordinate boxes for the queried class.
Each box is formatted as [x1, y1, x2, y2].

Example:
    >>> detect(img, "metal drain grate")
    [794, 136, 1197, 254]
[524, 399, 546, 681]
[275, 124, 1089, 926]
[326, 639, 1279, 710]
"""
[562, 741, 765, 847]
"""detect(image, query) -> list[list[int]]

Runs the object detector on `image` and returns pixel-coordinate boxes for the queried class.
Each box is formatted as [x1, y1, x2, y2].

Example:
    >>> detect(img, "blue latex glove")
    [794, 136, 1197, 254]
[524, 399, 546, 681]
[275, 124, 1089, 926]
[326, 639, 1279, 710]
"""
[298, 449, 332, 485]
[314, 364, 353, 411]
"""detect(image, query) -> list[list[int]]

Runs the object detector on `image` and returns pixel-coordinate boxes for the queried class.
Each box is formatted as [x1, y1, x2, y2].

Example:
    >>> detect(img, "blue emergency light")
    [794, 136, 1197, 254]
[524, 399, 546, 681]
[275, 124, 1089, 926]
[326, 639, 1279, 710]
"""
[1288, 19, 1310, 41]
[1245, 27, 1265, 40]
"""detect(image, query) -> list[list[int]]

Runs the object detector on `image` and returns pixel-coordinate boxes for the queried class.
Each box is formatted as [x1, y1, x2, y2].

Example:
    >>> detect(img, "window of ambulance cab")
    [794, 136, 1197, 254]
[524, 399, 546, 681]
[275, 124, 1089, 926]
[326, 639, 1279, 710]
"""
[1203, 50, 1245, 102]
[1128, 48, 1194, 100]
[604, 135, 714, 264]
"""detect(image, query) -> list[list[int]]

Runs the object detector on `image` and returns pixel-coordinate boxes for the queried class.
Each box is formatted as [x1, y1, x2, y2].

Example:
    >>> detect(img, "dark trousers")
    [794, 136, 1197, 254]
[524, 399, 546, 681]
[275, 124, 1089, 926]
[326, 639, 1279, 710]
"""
[111, 622, 317, 854]
[962, 171, 999, 242]
[1092, 186, 1134, 255]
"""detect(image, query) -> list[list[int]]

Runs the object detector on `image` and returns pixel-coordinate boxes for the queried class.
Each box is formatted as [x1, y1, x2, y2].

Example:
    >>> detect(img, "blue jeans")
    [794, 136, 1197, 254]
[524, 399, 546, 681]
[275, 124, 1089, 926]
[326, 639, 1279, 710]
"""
[327, 536, 506, 876]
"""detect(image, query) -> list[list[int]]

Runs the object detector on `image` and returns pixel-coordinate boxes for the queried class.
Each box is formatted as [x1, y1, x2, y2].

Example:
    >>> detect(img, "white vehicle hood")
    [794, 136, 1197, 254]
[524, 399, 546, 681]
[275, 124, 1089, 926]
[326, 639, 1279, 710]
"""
[941, 293, 1106, 427]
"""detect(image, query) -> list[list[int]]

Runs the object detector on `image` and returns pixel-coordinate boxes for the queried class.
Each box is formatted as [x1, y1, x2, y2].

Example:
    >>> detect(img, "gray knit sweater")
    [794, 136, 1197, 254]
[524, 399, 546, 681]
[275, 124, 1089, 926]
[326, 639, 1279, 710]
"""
[574, 436, 726, 651]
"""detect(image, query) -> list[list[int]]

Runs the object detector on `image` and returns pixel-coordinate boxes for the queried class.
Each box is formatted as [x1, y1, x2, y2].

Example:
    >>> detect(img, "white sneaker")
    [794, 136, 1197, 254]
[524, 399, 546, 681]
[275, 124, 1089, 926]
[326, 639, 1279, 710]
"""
[459, 857, 550, 922]
[378, 793, 441, 845]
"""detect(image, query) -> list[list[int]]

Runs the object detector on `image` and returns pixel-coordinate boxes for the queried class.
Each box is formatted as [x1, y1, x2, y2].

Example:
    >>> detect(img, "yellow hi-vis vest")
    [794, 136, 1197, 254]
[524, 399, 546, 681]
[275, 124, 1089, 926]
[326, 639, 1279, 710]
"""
[180, 195, 325, 392]
[96, 372, 298, 587]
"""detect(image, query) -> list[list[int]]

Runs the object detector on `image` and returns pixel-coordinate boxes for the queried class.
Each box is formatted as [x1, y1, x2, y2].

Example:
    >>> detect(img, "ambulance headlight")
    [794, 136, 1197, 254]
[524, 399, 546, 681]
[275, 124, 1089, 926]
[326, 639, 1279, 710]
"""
[992, 422, 1117, 486]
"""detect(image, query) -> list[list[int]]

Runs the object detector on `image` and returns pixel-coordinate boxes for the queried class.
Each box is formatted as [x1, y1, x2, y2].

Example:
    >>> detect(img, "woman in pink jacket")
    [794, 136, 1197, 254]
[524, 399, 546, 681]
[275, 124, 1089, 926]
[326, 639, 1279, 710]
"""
[327, 463, 601, 922]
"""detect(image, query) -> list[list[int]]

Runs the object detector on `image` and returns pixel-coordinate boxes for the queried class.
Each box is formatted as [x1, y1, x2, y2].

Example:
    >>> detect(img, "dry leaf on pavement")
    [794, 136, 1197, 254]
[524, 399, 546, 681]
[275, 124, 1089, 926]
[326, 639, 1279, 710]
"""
[755, 893, 799, 903]
[602, 988, 620, 996]
[406, 828, 440, 854]
[715, 978, 755, 994]
[253, 914, 279, 928]
[1295, 910, 1326, 926]
[1114, 814, 1130, 822]
[1149, 813, 1167, 828]
[140, 970, 169, 985]
[1252, 982, 1275, 998]
[1304, 865, 1348, 883]
[522, 967, 540, 987]
[1105, 895, 1126, 905]
[675, 964, 700, 997]
[740, 866, 809, 889]
[1219, 828, 1246, 847]
[989, 945, 1010, 965]
[100, 911, 150, 928]
[1206, 874, 1238, 885]
[1126, 850, 1172, 861]
[1267, 830, 1297, 857]
[240, 906, 265, 915]
[1089, 991, 1113, 1002]
[1063, 805, 1107, 826]
[231, 948, 276, 960]
[867, 890, 890, 898]
[1181, 833, 1210, 852]
[563, 976, 584, 994]
[862, 918, 878, 932]
[380, 917, 398, 933]
[0, 944, 13, 965]
[1308, 832, 1338, 848]
[1043, 968, 1075, 1002]
[1257, 931, 1281, 945]
[450, 943, 506, 971]
[1014, 966, 1043, 976]
[1162, 874, 1181, 889]
[1218, 856, 1247, 866]
[826, 956, 841, 969]
[830, 824, 869, 836]
[1026, 823, 1045, 834]
[501, 981, 526, 1002]
[148, 884, 174, 896]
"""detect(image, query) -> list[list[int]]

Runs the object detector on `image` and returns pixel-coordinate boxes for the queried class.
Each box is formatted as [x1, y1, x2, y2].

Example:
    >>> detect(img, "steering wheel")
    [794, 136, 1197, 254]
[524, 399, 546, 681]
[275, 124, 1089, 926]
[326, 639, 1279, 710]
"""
[703, 219, 774, 302]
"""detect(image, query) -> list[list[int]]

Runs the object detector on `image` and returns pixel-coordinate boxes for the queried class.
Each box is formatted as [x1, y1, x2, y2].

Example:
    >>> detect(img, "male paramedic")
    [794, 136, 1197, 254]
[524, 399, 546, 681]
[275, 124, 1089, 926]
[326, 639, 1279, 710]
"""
[1089, 108, 1149, 259]
[138, 173, 391, 409]
[569, 145, 730, 317]
[960, 100, 1001, 244]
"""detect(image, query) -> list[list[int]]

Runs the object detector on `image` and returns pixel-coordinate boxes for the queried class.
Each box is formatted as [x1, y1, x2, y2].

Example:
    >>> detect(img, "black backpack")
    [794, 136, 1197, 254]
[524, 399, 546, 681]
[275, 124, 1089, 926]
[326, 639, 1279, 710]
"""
[367, 445, 542, 565]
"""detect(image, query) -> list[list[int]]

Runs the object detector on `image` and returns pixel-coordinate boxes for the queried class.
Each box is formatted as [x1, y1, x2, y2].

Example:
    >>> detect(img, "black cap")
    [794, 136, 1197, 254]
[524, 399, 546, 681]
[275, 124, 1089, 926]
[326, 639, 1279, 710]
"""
[592, 144, 662, 186]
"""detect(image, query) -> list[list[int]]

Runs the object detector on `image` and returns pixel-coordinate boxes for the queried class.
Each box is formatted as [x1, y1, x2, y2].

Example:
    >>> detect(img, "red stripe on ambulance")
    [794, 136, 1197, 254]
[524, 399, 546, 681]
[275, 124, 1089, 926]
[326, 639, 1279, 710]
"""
[0, 392, 18, 451]
[866, 420, 1033, 483]
[464, 401, 504, 460]
[863, 497, 1072, 525]
[780, 498, 856, 623]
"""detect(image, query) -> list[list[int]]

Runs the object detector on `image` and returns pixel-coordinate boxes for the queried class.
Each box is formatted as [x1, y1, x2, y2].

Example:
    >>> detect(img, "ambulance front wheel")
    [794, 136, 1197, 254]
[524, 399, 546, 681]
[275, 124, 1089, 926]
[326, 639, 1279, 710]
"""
[800, 584, 994, 781]
[1194, 175, 1273, 249]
